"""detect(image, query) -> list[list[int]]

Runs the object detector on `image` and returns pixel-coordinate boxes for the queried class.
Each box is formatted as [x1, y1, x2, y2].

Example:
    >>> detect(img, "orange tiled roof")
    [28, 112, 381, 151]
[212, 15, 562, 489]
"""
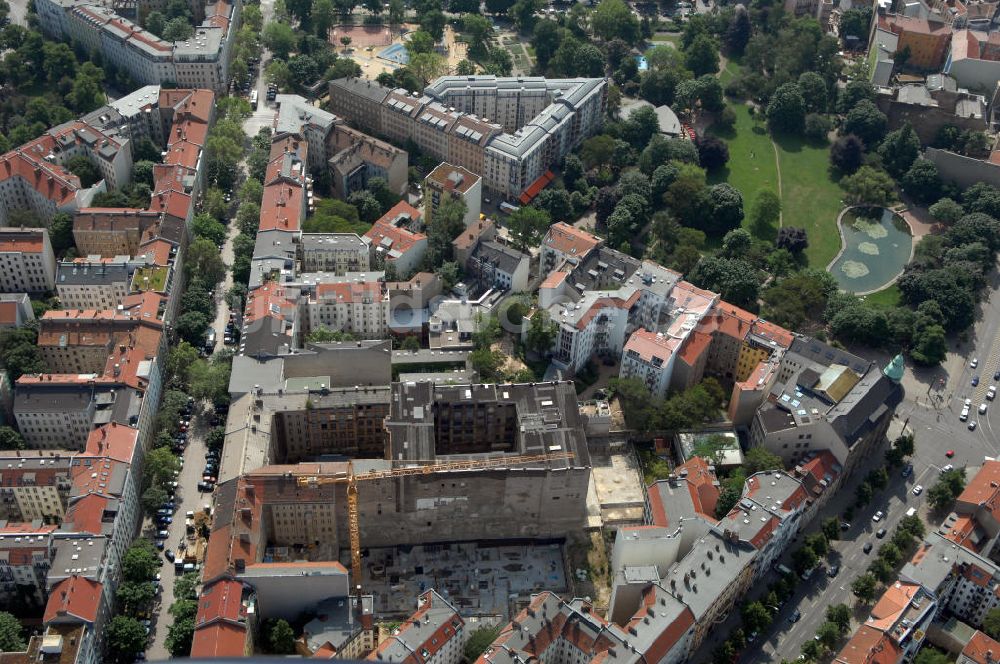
[82, 423, 138, 464]
[834, 625, 902, 664]
[867, 581, 920, 632]
[962, 631, 1000, 664]
[543, 222, 600, 260]
[540, 271, 567, 289]
[958, 460, 1000, 517]
[677, 330, 712, 365]
[44, 576, 102, 624]
[315, 281, 385, 305]
[259, 182, 303, 232]
[190, 622, 248, 658]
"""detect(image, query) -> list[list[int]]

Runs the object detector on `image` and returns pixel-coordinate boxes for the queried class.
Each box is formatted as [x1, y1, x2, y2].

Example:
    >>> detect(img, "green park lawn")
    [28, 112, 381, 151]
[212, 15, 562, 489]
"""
[771, 133, 846, 268]
[861, 283, 902, 308]
[707, 98, 845, 268]
[706, 103, 779, 227]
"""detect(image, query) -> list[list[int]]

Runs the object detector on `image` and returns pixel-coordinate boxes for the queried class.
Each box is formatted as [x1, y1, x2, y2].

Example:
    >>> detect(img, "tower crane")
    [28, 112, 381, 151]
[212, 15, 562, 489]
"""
[295, 452, 575, 592]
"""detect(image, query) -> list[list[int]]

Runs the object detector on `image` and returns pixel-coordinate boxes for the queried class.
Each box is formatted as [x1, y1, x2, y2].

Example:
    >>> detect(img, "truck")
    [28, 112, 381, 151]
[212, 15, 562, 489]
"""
[250, 90, 258, 110]
[499, 201, 520, 215]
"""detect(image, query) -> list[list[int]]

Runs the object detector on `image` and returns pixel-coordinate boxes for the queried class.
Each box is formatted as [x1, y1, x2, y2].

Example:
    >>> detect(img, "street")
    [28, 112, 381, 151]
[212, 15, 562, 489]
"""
[242, 0, 276, 139]
[145, 214, 241, 659]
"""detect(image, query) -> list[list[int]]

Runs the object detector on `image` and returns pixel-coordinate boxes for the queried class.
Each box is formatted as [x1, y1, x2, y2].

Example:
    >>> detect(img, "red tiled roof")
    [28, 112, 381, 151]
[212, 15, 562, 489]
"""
[518, 170, 554, 205]
[83, 423, 138, 464]
[677, 330, 712, 365]
[624, 329, 680, 365]
[64, 494, 111, 536]
[259, 182, 304, 232]
[0, 232, 45, 253]
[540, 271, 567, 289]
[315, 281, 385, 305]
[543, 222, 600, 260]
[190, 622, 248, 658]
[962, 631, 1000, 664]
[0, 302, 19, 325]
[958, 460, 1000, 518]
[44, 576, 101, 624]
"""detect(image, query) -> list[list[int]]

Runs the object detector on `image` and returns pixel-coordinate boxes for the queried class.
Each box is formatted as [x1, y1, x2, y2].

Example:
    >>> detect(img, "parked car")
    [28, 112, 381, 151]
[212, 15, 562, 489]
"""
[943, 464, 955, 472]
[827, 564, 840, 578]
[165, 549, 175, 562]
[876, 528, 887, 538]
[840, 522, 850, 531]
[788, 609, 801, 623]
[913, 485, 923, 495]
[971, 358, 979, 368]
[989, 386, 997, 401]
[872, 510, 884, 522]
[973, 376, 980, 387]
[863, 542, 873, 553]
[155, 530, 169, 539]
[156, 516, 172, 525]
[901, 465, 912, 478]
[970, 420, 978, 431]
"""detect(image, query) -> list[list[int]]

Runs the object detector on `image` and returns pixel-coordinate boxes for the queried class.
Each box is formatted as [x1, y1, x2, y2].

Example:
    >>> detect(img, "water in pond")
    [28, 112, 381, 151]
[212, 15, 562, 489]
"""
[829, 208, 913, 294]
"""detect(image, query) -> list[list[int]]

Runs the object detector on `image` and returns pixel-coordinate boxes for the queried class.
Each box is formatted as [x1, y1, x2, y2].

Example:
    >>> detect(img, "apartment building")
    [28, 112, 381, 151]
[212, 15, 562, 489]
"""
[0, 229, 57, 294]
[273, 94, 337, 172]
[749, 338, 904, 475]
[363, 202, 427, 277]
[13, 386, 98, 450]
[306, 281, 389, 340]
[330, 76, 606, 200]
[0, 293, 35, 329]
[56, 257, 131, 310]
[35, 0, 240, 94]
[947, 29, 1000, 91]
[0, 452, 74, 523]
[424, 163, 482, 228]
[301, 595, 376, 659]
[465, 240, 530, 294]
[328, 124, 408, 199]
[368, 590, 466, 664]
[541, 222, 601, 273]
[0, 521, 56, 605]
[452, 218, 496, 266]
[299, 233, 370, 274]
[877, 14, 953, 71]
[72, 209, 163, 257]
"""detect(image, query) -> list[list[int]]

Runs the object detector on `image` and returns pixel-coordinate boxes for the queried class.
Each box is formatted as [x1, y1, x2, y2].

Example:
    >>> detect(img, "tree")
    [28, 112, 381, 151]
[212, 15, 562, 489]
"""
[288, 54, 320, 87]
[145, 10, 167, 36]
[697, 136, 729, 172]
[191, 213, 227, 246]
[0, 612, 25, 652]
[266, 619, 296, 655]
[741, 601, 773, 633]
[185, 237, 227, 285]
[312, 0, 335, 37]
[826, 604, 851, 633]
[486, 47, 514, 76]
[144, 447, 181, 492]
[929, 197, 963, 224]
[420, 9, 446, 40]
[843, 100, 887, 148]
[984, 608, 1000, 640]
[744, 446, 783, 473]
[878, 124, 920, 178]
[166, 616, 195, 657]
[591, 0, 639, 43]
[767, 83, 806, 134]
[805, 531, 829, 557]
[797, 71, 828, 114]
[841, 166, 895, 206]
[389, 0, 405, 23]
[117, 580, 155, 612]
[507, 206, 551, 251]
[851, 573, 878, 603]
[67, 155, 100, 188]
[804, 113, 832, 142]
[840, 7, 871, 42]
[263, 22, 296, 59]
[816, 621, 841, 651]
[902, 159, 943, 205]
[830, 134, 865, 174]
[106, 616, 147, 661]
[682, 33, 718, 78]
[532, 20, 561, 68]
[464, 625, 502, 662]
[689, 257, 759, 309]
[141, 486, 168, 515]
[822, 517, 840, 541]
[511, 0, 542, 32]
[48, 212, 75, 257]
[776, 226, 808, 254]
[68, 74, 103, 113]
[622, 106, 660, 150]
[175, 311, 210, 347]
[702, 183, 744, 234]
[792, 546, 818, 574]
[0, 426, 24, 450]
[163, 16, 194, 41]
[725, 5, 751, 55]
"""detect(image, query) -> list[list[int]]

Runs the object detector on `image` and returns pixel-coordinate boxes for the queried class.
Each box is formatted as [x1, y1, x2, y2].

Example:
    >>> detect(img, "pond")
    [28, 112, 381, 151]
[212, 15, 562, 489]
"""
[828, 207, 913, 295]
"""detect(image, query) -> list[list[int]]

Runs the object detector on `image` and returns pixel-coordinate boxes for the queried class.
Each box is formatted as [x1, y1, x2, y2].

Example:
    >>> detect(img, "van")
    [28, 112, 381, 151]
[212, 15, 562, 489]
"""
[183, 563, 195, 574]
[905, 507, 917, 518]
[774, 563, 793, 576]
[250, 90, 258, 110]
[174, 560, 185, 572]
[204, 330, 216, 352]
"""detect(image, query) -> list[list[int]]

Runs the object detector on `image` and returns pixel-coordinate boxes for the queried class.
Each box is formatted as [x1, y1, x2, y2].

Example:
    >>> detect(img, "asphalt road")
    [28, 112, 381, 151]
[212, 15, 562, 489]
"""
[242, 0, 276, 141]
[145, 219, 240, 659]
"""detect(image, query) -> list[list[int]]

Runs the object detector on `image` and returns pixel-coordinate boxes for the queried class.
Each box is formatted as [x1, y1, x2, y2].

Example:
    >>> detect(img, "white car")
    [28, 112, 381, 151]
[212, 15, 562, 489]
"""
[970, 420, 978, 431]
[943, 464, 955, 472]
[989, 386, 997, 401]
[872, 510, 884, 522]
[913, 485, 923, 496]
[972, 358, 980, 369]
[966, 398, 973, 407]
[961, 407, 970, 421]
[981, 403, 988, 414]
